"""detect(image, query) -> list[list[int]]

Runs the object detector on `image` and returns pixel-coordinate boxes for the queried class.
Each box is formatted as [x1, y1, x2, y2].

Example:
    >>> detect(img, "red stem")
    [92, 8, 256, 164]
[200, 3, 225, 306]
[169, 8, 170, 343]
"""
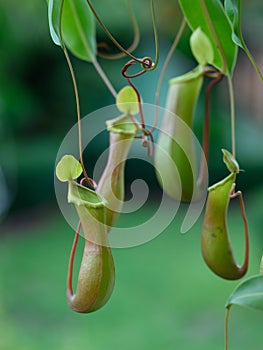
[121, 59, 155, 156]
[229, 186, 249, 274]
[67, 221, 81, 298]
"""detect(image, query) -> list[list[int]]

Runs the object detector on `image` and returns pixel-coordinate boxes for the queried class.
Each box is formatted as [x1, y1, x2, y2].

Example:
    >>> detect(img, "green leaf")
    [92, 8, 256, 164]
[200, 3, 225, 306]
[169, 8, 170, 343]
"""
[48, 0, 63, 46]
[178, 0, 238, 75]
[61, 0, 96, 62]
[224, 0, 263, 81]
[226, 275, 263, 311]
[56, 155, 82, 182]
[47, 0, 96, 61]
[224, 0, 243, 48]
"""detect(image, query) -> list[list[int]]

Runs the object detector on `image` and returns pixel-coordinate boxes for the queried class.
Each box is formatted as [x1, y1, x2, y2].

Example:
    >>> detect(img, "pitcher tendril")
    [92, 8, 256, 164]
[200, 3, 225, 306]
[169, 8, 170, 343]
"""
[228, 182, 249, 273]
[153, 17, 186, 133]
[121, 59, 155, 155]
[228, 76, 236, 158]
[87, 0, 159, 70]
[67, 221, 81, 301]
[56, 0, 90, 185]
[97, 0, 140, 60]
[48, 3, 261, 346]
[62, 47, 94, 188]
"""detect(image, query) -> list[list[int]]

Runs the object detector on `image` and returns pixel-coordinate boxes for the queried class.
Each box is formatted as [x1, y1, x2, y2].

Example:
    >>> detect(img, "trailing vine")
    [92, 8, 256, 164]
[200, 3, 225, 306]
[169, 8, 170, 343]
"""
[46, 1, 263, 348]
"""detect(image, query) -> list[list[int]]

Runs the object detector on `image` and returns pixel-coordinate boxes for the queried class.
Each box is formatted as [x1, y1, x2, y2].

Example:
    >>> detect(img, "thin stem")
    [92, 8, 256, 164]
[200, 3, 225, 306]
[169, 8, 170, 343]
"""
[155, 18, 186, 106]
[225, 307, 231, 350]
[153, 18, 186, 132]
[242, 41, 263, 83]
[145, 128, 155, 157]
[87, 0, 141, 63]
[97, 0, 140, 60]
[63, 47, 90, 184]
[121, 59, 155, 155]
[236, 4, 263, 82]
[126, 0, 140, 54]
[59, 1, 92, 185]
[150, 0, 159, 70]
[238, 192, 250, 272]
[128, 77, 145, 129]
[236, 1, 263, 81]
[59, 2, 102, 189]
[67, 221, 81, 297]
[93, 58, 117, 98]
[87, 0, 158, 72]
[227, 76, 236, 158]
[122, 59, 147, 129]
[200, 0, 227, 75]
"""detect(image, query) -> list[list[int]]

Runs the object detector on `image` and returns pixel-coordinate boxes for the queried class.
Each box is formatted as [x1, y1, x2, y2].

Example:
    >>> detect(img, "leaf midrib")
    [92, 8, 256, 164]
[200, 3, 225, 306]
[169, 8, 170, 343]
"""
[230, 291, 263, 305]
[68, 0, 94, 61]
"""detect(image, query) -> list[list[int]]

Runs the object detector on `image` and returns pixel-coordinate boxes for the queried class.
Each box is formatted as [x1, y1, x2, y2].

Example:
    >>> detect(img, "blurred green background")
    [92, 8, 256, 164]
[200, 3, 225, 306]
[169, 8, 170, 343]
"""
[0, 1, 263, 349]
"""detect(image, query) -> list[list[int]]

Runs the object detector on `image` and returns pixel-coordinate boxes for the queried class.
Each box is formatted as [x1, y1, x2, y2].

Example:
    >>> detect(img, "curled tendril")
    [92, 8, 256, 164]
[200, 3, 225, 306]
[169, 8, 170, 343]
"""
[122, 57, 154, 79]
[87, 0, 159, 68]
[87, 0, 159, 156]
[97, 0, 140, 60]
[121, 63, 153, 157]
[135, 127, 155, 157]
[121, 64, 145, 127]
[204, 66, 223, 79]
[121, 59, 155, 157]
[80, 177, 97, 190]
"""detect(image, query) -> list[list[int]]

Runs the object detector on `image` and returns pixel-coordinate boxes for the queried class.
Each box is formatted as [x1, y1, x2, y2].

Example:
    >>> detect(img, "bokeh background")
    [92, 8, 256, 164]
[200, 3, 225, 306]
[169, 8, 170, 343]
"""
[0, 1, 263, 349]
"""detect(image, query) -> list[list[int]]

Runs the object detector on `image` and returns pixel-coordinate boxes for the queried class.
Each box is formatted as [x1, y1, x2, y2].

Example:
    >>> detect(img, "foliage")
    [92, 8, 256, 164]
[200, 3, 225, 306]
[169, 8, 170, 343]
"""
[179, 0, 237, 75]
[226, 275, 263, 311]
